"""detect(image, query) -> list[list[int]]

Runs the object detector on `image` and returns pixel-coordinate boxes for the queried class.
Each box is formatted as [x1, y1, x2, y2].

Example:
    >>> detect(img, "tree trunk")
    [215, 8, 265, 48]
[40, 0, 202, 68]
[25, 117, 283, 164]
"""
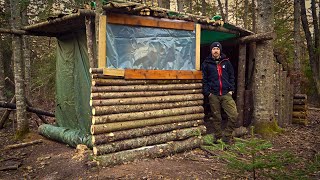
[92, 120, 204, 145]
[237, 44, 246, 126]
[252, 0, 256, 32]
[253, 0, 276, 134]
[225, 0, 228, 23]
[300, 0, 320, 97]
[0, 47, 4, 101]
[10, 0, 28, 138]
[91, 114, 204, 134]
[92, 100, 203, 115]
[90, 94, 203, 106]
[92, 106, 203, 124]
[21, 2, 30, 97]
[86, 16, 96, 68]
[293, 0, 302, 94]
[201, 0, 206, 16]
[158, 0, 170, 9]
[96, 137, 202, 166]
[217, 0, 226, 21]
[177, 0, 184, 12]
[93, 126, 206, 155]
[244, 0, 249, 29]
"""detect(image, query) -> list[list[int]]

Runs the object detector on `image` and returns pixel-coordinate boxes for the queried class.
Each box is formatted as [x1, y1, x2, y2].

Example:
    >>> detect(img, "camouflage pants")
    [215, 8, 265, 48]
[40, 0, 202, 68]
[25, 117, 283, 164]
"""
[208, 93, 238, 139]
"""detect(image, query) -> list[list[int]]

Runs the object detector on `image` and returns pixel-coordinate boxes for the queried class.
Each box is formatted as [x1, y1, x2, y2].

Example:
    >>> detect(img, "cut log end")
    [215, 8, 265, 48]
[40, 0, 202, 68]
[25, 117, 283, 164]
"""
[92, 116, 96, 125]
[92, 108, 96, 116]
[92, 136, 95, 144]
[93, 147, 98, 155]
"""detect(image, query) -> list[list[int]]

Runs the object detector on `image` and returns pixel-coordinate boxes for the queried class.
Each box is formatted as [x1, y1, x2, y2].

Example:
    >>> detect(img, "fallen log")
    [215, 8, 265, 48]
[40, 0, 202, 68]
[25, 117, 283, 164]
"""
[292, 111, 307, 119]
[92, 106, 203, 124]
[293, 104, 306, 111]
[91, 89, 202, 99]
[93, 126, 206, 155]
[91, 83, 202, 93]
[90, 94, 203, 106]
[92, 120, 204, 145]
[96, 136, 202, 166]
[3, 139, 43, 150]
[293, 99, 306, 105]
[92, 100, 203, 115]
[89, 68, 103, 74]
[0, 96, 16, 129]
[92, 79, 202, 86]
[0, 101, 55, 117]
[91, 114, 204, 134]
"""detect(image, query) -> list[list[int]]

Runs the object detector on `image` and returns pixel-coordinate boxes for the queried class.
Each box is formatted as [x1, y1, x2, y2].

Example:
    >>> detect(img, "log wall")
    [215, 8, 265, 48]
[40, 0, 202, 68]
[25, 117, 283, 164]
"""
[292, 94, 307, 125]
[90, 69, 205, 166]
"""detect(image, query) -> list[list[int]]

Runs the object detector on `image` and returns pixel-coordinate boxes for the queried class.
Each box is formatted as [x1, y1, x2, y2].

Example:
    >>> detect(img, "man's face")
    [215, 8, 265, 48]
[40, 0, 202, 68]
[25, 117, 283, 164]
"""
[211, 47, 220, 58]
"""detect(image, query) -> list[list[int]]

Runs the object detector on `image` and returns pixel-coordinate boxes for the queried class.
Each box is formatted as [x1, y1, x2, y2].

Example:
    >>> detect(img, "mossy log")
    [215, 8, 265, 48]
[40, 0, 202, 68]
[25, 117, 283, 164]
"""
[293, 104, 307, 111]
[292, 118, 308, 125]
[292, 111, 307, 119]
[96, 137, 202, 167]
[91, 114, 204, 134]
[92, 120, 204, 145]
[293, 99, 307, 105]
[92, 100, 203, 115]
[293, 94, 307, 99]
[92, 106, 203, 124]
[93, 126, 206, 155]
[90, 94, 203, 106]
[91, 83, 202, 93]
[91, 89, 202, 99]
[92, 79, 202, 86]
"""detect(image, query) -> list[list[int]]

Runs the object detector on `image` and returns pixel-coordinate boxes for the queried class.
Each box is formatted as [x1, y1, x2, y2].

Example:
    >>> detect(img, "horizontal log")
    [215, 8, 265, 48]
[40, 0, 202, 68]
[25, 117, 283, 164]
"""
[292, 111, 307, 119]
[90, 94, 203, 106]
[0, 101, 55, 117]
[124, 69, 202, 80]
[0, 28, 27, 35]
[292, 118, 308, 126]
[293, 104, 307, 111]
[293, 94, 307, 99]
[238, 32, 275, 43]
[92, 100, 203, 115]
[90, 68, 103, 74]
[103, 68, 125, 77]
[93, 126, 206, 155]
[92, 106, 203, 124]
[92, 79, 202, 86]
[92, 120, 204, 145]
[293, 99, 306, 105]
[91, 83, 202, 93]
[92, 74, 122, 79]
[96, 137, 202, 166]
[91, 114, 204, 134]
[91, 89, 202, 99]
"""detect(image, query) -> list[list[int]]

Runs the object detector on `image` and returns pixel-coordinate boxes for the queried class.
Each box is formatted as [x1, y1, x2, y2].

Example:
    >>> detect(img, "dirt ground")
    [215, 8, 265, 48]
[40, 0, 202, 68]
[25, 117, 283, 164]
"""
[0, 107, 320, 179]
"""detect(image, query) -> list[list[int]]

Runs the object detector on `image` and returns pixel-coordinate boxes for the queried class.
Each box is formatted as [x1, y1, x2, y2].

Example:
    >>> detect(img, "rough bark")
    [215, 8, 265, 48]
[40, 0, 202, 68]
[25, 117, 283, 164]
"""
[92, 120, 204, 145]
[86, 16, 96, 68]
[92, 79, 202, 86]
[93, 126, 206, 155]
[244, 0, 249, 29]
[10, 0, 28, 137]
[0, 96, 15, 129]
[0, 101, 55, 117]
[96, 137, 202, 167]
[274, 63, 280, 123]
[252, 0, 256, 32]
[201, 0, 206, 16]
[177, 0, 184, 12]
[21, 2, 30, 97]
[92, 100, 203, 115]
[300, 0, 320, 96]
[91, 114, 204, 134]
[278, 64, 283, 125]
[0, 48, 5, 101]
[91, 83, 202, 93]
[237, 44, 246, 126]
[225, 0, 228, 23]
[92, 106, 203, 124]
[90, 94, 203, 106]
[217, 0, 226, 21]
[91, 89, 202, 99]
[253, 0, 276, 134]
[243, 90, 253, 126]
[293, 0, 302, 94]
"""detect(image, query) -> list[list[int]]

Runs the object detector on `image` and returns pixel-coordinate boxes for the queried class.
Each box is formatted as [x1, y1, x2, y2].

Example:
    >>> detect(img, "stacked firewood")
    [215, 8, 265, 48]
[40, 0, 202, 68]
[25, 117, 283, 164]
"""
[90, 68, 205, 166]
[292, 94, 308, 125]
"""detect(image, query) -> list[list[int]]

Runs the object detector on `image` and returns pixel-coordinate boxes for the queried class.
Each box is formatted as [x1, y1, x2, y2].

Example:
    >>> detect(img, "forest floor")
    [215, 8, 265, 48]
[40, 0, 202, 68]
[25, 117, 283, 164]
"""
[0, 106, 320, 179]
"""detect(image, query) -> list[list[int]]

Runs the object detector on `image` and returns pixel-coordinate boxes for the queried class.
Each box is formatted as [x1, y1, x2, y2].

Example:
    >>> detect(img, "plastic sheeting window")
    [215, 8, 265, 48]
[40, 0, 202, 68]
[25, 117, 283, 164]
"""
[106, 24, 196, 70]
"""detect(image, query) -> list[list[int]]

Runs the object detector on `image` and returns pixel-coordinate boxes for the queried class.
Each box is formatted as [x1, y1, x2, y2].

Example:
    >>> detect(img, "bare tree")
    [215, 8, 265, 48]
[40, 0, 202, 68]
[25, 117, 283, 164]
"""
[10, 0, 28, 137]
[300, 0, 320, 97]
[253, 0, 275, 133]
[177, 0, 184, 12]
[225, 0, 228, 22]
[217, 0, 225, 21]
[244, 0, 249, 29]
[201, 0, 206, 16]
[293, 0, 301, 94]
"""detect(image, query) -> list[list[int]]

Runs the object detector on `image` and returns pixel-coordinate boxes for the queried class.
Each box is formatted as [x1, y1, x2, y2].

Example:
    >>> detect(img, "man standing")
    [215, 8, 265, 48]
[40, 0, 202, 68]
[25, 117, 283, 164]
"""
[202, 42, 238, 143]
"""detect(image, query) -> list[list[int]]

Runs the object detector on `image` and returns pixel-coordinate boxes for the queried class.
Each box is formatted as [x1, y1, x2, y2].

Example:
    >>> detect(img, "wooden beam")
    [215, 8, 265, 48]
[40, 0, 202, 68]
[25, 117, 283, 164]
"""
[103, 68, 125, 77]
[236, 44, 246, 127]
[124, 69, 202, 80]
[98, 15, 107, 68]
[0, 28, 27, 35]
[195, 24, 201, 70]
[107, 13, 195, 31]
[238, 32, 275, 44]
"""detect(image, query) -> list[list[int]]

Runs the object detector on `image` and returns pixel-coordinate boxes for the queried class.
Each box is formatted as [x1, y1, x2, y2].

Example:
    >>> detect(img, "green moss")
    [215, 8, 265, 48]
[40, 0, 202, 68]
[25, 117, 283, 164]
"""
[254, 119, 284, 137]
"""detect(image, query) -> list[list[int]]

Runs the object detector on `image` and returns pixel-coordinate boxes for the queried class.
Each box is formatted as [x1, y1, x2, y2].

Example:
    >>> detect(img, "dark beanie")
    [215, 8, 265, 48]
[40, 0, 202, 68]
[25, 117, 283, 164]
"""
[210, 42, 222, 51]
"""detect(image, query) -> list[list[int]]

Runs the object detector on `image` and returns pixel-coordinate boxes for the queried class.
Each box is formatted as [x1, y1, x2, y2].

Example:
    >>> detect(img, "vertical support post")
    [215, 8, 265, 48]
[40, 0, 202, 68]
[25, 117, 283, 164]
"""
[86, 16, 96, 68]
[274, 62, 280, 124]
[98, 15, 107, 68]
[195, 24, 201, 70]
[236, 43, 246, 127]
[278, 64, 283, 126]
